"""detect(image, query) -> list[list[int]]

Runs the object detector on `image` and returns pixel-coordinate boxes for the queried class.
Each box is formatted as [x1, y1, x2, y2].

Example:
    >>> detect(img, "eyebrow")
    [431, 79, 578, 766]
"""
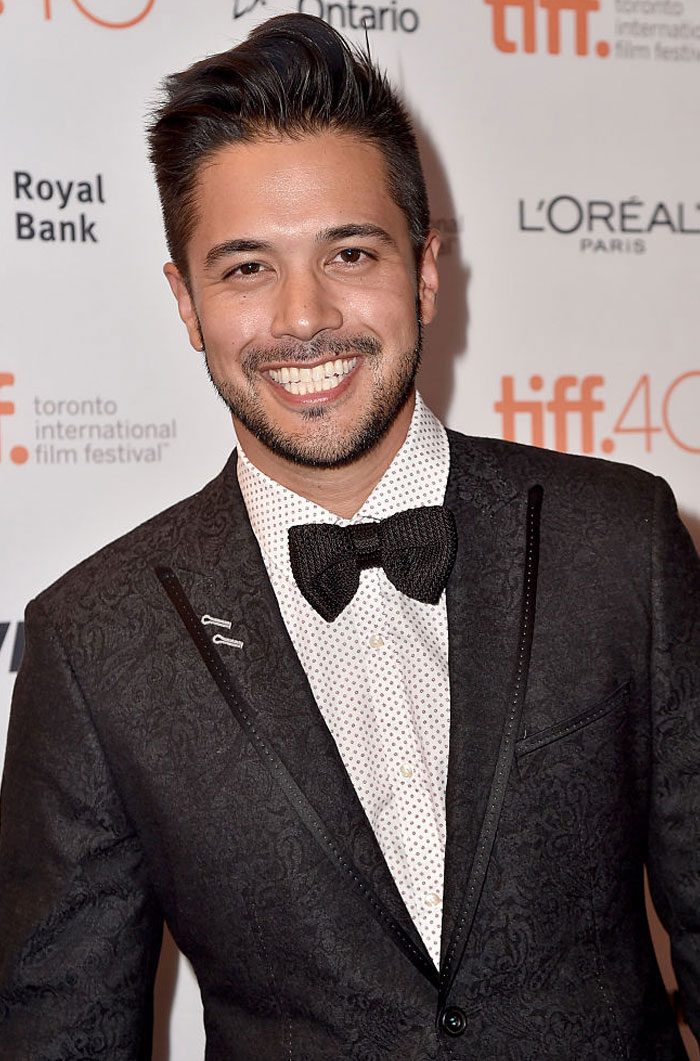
[204, 238, 272, 271]
[316, 223, 398, 249]
[203, 224, 398, 271]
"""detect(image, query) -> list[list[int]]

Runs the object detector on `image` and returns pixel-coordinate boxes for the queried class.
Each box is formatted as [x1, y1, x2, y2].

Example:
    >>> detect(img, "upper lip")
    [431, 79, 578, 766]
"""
[261, 354, 359, 372]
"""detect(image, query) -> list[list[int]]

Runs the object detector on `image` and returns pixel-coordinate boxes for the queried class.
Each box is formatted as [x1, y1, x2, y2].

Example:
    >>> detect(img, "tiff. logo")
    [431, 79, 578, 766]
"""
[495, 374, 606, 453]
[484, 0, 610, 57]
[494, 372, 700, 456]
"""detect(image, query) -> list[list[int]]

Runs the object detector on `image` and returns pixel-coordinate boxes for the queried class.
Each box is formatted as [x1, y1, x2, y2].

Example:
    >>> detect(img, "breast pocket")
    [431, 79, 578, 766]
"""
[515, 682, 631, 758]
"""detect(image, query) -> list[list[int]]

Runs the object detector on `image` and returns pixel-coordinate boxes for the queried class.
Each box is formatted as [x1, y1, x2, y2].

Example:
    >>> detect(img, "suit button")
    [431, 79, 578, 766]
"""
[440, 1006, 467, 1036]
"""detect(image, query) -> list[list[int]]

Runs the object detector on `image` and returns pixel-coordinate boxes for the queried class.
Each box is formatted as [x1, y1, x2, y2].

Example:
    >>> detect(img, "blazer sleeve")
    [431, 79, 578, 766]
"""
[645, 476, 700, 1038]
[0, 597, 163, 1059]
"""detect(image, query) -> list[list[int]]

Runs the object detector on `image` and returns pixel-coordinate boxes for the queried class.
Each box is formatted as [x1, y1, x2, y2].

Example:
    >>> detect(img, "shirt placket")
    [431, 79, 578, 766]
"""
[356, 571, 445, 966]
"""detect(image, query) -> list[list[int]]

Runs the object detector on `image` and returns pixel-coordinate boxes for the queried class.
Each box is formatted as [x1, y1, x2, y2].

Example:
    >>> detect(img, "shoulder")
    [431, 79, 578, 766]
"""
[443, 431, 687, 575]
[446, 429, 659, 515]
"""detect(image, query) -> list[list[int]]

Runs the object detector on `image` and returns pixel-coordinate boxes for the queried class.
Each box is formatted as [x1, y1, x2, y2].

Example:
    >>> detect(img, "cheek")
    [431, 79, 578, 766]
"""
[230, 295, 269, 337]
[349, 282, 416, 335]
[201, 296, 262, 355]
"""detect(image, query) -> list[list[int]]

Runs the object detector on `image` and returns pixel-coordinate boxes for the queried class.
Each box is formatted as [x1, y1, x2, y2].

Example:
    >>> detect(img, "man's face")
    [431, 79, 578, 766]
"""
[165, 132, 439, 470]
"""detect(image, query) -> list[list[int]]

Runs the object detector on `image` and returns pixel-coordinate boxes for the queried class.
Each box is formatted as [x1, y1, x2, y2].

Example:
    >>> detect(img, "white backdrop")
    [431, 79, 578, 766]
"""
[2, 1, 699, 1056]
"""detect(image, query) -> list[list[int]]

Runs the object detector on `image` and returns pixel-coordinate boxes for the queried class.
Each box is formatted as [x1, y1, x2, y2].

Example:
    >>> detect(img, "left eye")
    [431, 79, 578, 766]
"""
[337, 248, 365, 264]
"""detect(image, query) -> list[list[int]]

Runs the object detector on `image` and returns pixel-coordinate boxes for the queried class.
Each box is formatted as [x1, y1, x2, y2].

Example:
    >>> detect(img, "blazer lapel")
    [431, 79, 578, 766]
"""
[440, 434, 542, 999]
[156, 452, 438, 987]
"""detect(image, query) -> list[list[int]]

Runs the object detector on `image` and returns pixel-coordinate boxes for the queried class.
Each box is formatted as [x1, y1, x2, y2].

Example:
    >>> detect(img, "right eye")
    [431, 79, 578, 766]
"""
[229, 261, 264, 277]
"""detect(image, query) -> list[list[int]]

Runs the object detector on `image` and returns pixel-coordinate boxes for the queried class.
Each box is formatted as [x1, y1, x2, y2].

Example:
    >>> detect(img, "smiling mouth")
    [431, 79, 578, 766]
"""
[267, 357, 358, 396]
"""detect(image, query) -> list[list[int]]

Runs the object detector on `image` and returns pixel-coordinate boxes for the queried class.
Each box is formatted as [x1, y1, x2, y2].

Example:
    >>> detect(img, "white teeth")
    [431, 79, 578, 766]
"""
[268, 356, 357, 395]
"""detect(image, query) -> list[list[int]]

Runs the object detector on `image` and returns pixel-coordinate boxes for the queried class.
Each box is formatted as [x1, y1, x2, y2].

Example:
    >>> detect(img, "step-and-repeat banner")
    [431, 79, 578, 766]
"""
[2, 2, 698, 1056]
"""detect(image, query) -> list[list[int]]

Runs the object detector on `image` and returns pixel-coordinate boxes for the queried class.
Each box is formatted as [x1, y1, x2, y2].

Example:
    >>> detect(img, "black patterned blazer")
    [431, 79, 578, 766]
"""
[1, 431, 699, 1059]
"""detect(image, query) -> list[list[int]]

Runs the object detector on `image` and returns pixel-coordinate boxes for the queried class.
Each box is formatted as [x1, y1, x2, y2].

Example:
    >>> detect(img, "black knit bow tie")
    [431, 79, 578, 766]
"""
[288, 505, 458, 622]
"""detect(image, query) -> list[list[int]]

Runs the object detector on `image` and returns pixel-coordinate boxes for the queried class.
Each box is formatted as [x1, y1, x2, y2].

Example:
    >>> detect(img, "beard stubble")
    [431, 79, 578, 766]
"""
[202, 312, 423, 469]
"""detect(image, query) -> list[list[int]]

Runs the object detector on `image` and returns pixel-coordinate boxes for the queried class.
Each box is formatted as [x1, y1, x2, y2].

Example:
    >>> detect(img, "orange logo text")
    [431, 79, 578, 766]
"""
[495, 373, 700, 455]
[484, 0, 609, 56]
[41, 0, 155, 28]
[0, 374, 29, 464]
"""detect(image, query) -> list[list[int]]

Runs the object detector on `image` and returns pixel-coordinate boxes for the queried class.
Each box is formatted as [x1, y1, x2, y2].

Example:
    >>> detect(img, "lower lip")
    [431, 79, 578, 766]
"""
[265, 361, 359, 405]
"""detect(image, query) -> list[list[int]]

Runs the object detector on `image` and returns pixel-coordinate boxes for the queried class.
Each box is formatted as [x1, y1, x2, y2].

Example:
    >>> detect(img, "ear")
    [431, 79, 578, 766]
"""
[417, 230, 440, 326]
[163, 263, 204, 351]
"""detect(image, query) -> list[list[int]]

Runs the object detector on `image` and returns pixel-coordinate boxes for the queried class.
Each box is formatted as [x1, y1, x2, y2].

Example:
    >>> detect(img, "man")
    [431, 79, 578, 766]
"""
[0, 12, 698, 1059]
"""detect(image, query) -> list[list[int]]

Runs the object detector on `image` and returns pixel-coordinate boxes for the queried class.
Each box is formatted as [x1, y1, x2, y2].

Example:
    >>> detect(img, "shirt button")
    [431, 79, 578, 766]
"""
[440, 1006, 467, 1037]
[426, 892, 441, 908]
[399, 764, 413, 779]
[369, 634, 384, 649]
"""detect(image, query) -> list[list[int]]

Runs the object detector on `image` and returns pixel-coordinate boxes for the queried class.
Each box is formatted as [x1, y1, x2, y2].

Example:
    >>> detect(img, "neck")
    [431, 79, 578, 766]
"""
[233, 395, 415, 519]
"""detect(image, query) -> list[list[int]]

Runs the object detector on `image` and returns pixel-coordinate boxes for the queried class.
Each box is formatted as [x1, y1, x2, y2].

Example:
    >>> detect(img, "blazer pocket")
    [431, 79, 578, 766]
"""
[515, 682, 631, 757]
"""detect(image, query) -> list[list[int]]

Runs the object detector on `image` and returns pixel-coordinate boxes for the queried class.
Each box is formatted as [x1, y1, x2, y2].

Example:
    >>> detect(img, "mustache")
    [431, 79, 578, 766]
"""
[242, 334, 381, 372]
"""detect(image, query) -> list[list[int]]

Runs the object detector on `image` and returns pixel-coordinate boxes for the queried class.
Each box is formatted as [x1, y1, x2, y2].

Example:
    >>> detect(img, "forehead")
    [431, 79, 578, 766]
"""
[188, 132, 409, 250]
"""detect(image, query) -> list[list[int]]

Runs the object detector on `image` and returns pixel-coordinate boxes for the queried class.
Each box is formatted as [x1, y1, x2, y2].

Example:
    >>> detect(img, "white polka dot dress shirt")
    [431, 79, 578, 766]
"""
[237, 393, 451, 968]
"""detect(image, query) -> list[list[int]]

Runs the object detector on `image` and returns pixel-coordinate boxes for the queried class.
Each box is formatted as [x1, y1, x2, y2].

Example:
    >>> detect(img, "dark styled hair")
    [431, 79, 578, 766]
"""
[147, 13, 429, 283]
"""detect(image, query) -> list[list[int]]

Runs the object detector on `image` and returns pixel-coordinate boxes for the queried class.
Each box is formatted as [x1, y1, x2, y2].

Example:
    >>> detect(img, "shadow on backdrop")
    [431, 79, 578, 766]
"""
[413, 119, 470, 422]
[680, 509, 700, 558]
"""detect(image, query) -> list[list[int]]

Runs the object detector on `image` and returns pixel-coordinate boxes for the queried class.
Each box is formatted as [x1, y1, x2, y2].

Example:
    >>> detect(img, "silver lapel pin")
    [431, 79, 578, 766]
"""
[212, 633, 244, 650]
[201, 614, 243, 650]
[201, 614, 232, 630]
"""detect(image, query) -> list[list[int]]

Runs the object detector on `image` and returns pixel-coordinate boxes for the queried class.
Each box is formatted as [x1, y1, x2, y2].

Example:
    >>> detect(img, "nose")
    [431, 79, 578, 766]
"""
[270, 269, 343, 342]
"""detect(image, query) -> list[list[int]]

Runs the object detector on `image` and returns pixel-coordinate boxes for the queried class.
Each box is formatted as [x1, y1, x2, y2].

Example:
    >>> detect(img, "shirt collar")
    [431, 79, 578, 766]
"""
[237, 392, 450, 573]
